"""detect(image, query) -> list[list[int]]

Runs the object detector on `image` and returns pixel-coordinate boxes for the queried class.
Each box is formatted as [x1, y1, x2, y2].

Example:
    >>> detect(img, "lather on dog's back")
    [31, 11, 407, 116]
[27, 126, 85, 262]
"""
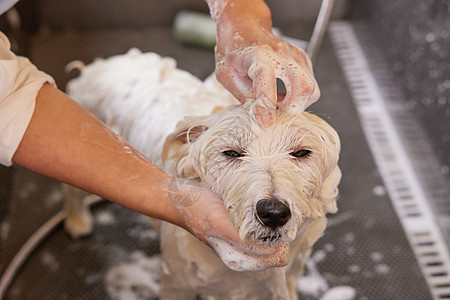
[65, 49, 341, 300]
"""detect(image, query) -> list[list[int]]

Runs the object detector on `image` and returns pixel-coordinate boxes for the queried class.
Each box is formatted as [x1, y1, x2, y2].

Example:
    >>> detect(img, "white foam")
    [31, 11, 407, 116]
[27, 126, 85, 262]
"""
[370, 252, 383, 262]
[372, 185, 387, 197]
[297, 250, 329, 297]
[44, 189, 63, 208]
[105, 252, 161, 300]
[319, 286, 356, 300]
[96, 210, 116, 225]
[297, 248, 357, 299]
[348, 264, 361, 274]
[297, 273, 328, 298]
[374, 264, 390, 275]
[40, 251, 59, 272]
[207, 237, 289, 272]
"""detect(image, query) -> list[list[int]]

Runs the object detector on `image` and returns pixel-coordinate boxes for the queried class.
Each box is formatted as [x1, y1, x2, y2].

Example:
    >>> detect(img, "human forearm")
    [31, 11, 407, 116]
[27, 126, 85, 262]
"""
[12, 83, 184, 228]
[205, 0, 272, 41]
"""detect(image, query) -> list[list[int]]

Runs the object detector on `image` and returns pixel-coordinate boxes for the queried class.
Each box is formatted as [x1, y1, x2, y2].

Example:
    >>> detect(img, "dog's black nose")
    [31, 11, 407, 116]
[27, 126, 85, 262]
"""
[256, 199, 291, 230]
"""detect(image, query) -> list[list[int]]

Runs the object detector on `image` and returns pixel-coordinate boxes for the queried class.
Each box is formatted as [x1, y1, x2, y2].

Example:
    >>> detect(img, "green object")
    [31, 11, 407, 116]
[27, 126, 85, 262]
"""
[173, 10, 217, 49]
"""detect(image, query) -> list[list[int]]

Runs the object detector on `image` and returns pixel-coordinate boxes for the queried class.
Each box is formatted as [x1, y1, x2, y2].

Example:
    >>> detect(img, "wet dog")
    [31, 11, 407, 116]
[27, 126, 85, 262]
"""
[64, 49, 341, 300]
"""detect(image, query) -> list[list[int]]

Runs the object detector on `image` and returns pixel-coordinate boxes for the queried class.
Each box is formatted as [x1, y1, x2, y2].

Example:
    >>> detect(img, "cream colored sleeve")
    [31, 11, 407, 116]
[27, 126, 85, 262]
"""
[0, 32, 56, 166]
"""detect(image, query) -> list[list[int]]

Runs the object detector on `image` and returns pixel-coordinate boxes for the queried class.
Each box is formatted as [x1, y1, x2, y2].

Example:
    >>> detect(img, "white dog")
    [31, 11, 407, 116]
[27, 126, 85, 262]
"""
[64, 49, 341, 300]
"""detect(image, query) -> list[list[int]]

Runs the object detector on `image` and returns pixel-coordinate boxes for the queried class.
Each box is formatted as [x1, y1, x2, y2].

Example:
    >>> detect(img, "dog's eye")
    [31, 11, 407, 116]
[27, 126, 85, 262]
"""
[290, 149, 311, 158]
[222, 150, 243, 158]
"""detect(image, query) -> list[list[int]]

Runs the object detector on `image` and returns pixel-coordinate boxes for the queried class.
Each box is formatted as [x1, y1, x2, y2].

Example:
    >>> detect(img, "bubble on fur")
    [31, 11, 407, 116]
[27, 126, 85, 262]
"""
[207, 237, 289, 271]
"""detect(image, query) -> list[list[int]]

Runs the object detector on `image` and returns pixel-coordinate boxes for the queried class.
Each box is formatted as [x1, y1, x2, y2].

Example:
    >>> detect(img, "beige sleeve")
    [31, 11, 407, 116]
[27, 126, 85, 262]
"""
[0, 32, 56, 166]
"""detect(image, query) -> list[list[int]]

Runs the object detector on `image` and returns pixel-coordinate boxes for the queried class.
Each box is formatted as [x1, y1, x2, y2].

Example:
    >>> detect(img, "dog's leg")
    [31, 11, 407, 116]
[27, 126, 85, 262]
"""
[286, 248, 311, 300]
[286, 218, 328, 300]
[62, 184, 94, 238]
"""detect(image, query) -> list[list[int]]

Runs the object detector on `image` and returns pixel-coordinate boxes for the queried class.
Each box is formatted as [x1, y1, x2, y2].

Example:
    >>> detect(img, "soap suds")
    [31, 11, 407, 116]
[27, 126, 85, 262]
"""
[319, 286, 356, 300]
[96, 210, 116, 225]
[40, 250, 60, 272]
[297, 247, 357, 300]
[103, 245, 359, 300]
[206, 237, 289, 272]
[105, 251, 161, 300]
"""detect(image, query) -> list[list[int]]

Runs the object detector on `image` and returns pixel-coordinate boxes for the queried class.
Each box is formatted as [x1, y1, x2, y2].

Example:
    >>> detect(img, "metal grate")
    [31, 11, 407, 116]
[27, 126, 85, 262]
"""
[329, 20, 450, 300]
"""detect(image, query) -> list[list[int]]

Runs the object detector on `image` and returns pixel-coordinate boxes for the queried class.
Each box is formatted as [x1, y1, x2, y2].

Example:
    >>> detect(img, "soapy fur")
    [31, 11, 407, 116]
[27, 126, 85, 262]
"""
[63, 49, 341, 299]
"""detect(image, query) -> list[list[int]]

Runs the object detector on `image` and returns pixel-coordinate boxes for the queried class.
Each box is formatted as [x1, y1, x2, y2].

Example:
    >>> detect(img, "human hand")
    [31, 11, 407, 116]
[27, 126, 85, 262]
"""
[168, 178, 290, 271]
[211, 1, 320, 127]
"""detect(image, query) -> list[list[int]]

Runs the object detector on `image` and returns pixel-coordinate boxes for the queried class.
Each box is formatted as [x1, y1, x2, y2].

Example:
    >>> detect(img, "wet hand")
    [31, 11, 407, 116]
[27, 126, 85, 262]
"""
[206, 237, 290, 271]
[168, 178, 290, 271]
[215, 23, 320, 127]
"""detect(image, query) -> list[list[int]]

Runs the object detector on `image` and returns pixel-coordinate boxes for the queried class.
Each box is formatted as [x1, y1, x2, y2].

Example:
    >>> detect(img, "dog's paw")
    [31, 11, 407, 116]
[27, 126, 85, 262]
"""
[64, 207, 93, 239]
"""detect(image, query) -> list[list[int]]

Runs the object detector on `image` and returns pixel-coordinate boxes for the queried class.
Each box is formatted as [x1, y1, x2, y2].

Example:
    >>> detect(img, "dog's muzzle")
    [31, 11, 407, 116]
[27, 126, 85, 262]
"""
[256, 199, 291, 230]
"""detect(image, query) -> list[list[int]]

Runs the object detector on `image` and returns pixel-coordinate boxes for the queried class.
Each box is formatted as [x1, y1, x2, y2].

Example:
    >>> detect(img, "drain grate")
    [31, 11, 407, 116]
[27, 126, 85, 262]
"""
[329, 20, 450, 300]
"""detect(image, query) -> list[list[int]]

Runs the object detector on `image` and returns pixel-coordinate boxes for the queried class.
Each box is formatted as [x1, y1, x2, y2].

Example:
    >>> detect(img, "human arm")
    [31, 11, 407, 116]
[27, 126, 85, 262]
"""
[12, 83, 216, 232]
[12, 83, 288, 269]
[205, 0, 320, 127]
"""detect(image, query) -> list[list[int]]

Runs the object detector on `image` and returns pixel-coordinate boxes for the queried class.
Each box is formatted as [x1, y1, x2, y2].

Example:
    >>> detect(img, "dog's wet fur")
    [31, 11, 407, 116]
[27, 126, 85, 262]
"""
[63, 50, 341, 299]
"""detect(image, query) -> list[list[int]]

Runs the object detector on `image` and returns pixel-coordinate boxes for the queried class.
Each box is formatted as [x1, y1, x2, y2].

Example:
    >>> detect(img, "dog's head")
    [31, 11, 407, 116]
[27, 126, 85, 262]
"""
[163, 101, 341, 245]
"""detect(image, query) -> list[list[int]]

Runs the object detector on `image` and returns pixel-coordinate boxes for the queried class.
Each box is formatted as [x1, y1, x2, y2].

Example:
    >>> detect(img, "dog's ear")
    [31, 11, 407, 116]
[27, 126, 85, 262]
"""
[304, 112, 341, 176]
[162, 115, 210, 178]
[318, 166, 342, 214]
[302, 113, 341, 214]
